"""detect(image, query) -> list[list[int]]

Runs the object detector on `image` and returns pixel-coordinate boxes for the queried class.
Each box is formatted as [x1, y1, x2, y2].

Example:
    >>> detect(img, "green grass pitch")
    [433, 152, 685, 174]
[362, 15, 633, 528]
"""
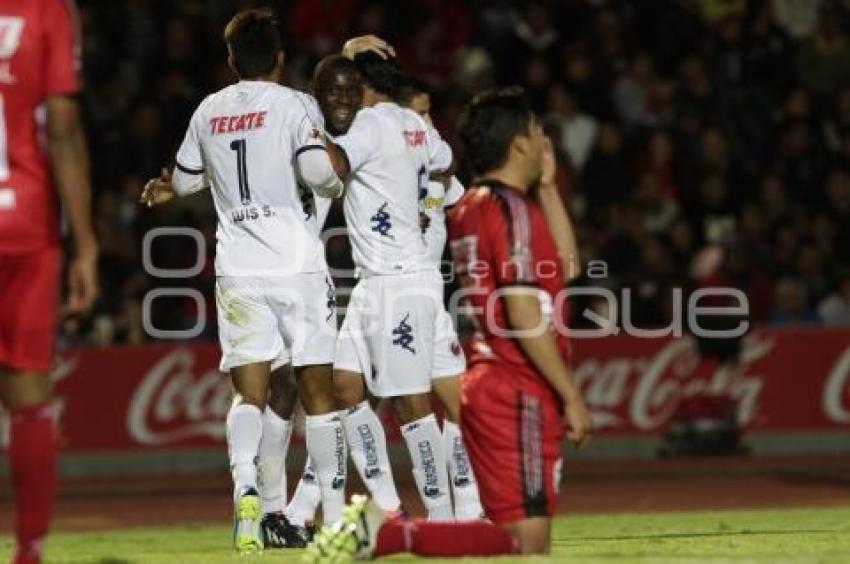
[3, 506, 849, 563]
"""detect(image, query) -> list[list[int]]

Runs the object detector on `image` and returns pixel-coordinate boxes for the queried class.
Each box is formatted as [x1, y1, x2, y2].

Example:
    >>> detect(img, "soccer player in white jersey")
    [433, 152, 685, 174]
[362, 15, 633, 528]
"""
[322, 51, 456, 521]
[396, 78, 484, 520]
[140, 10, 352, 553]
[285, 62, 485, 526]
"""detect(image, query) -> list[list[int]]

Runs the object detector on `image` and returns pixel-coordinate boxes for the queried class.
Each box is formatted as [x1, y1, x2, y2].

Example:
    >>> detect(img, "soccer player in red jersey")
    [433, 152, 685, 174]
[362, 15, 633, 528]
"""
[0, 1, 98, 563]
[306, 87, 590, 562]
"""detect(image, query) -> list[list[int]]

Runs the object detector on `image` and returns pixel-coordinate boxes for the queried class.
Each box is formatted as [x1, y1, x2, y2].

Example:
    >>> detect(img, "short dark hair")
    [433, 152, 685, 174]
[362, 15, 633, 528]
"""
[223, 9, 281, 79]
[398, 76, 432, 106]
[458, 87, 534, 176]
[313, 55, 360, 92]
[353, 51, 405, 99]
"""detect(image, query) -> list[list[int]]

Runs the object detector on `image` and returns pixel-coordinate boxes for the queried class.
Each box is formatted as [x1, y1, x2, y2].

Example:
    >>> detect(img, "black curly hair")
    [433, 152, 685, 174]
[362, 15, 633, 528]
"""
[458, 87, 534, 176]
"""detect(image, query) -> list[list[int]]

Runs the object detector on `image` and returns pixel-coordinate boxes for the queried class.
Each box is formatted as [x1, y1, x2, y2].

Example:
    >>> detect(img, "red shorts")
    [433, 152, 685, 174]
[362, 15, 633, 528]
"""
[460, 362, 565, 524]
[0, 247, 61, 372]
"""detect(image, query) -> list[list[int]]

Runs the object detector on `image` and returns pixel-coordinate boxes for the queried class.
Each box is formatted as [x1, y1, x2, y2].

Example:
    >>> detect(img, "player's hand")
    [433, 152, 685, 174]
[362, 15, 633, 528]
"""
[140, 168, 175, 207]
[540, 136, 557, 188]
[563, 396, 592, 449]
[342, 35, 396, 60]
[64, 240, 99, 318]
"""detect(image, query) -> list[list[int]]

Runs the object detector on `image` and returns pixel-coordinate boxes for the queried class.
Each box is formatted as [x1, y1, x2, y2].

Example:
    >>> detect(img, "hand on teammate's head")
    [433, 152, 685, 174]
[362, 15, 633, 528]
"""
[342, 35, 395, 60]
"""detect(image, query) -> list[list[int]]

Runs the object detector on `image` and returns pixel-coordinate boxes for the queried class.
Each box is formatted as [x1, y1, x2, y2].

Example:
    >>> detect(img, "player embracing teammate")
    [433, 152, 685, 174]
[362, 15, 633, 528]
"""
[142, 9, 354, 554]
[308, 88, 592, 561]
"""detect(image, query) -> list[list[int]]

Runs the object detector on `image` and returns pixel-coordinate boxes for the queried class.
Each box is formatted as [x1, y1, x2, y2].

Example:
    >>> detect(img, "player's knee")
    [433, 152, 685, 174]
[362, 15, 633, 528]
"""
[0, 371, 52, 409]
[392, 393, 432, 424]
[333, 370, 365, 408]
[296, 365, 337, 415]
[236, 392, 267, 411]
[268, 366, 297, 418]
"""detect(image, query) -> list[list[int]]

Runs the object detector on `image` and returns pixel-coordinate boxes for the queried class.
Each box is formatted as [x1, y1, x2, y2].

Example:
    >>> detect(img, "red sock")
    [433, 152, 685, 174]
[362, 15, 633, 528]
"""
[9, 402, 58, 561]
[374, 518, 519, 557]
[373, 518, 414, 557]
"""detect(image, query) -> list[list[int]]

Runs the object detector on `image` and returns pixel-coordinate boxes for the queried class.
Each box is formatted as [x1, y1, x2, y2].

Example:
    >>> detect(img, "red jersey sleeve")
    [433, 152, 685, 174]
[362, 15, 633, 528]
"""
[482, 189, 536, 287]
[43, 0, 80, 95]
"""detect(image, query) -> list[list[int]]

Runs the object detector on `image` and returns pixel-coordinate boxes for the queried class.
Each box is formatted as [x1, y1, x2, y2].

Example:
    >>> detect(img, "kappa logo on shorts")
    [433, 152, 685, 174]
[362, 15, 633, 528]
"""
[325, 276, 336, 321]
[370, 202, 394, 239]
[392, 313, 415, 354]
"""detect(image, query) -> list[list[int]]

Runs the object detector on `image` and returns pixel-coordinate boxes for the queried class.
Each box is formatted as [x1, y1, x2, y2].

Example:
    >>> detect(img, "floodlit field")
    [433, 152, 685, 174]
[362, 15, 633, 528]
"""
[3, 506, 849, 563]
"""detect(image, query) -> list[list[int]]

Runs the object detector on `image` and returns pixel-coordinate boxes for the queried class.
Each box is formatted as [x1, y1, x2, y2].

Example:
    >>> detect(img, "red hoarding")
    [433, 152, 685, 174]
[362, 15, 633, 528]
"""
[43, 327, 850, 451]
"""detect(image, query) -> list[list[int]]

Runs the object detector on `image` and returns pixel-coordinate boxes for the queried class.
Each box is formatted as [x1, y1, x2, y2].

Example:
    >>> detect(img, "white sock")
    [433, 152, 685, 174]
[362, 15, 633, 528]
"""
[443, 420, 484, 520]
[226, 403, 263, 500]
[257, 408, 291, 514]
[305, 411, 347, 524]
[343, 401, 401, 512]
[285, 456, 322, 526]
[401, 413, 453, 521]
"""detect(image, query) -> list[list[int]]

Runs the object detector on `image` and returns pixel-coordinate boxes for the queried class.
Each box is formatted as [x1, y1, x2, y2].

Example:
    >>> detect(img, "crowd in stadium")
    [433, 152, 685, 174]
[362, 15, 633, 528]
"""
[65, 0, 850, 346]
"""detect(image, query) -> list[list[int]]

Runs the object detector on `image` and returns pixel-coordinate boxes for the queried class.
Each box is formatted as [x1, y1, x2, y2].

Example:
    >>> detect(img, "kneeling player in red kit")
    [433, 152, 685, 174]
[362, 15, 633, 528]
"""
[306, 87, 591, 562]
[0, 1, 99, 564]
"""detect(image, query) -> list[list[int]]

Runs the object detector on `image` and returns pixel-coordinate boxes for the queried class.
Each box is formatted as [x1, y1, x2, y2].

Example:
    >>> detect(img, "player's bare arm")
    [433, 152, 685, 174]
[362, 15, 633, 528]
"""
[46, 95, 99, 316]
[502, 289, 592, 448]
[537, 137, 580, 282]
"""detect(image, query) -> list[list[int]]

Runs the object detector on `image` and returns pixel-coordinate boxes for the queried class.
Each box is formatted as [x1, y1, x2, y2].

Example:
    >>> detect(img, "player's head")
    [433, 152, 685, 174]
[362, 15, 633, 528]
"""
[223, 9, 283, 81]
[314, 55, 363, 136]
[398, 77, 432, 124]
[458, 87, 544, 188]
[353, 51, 405, 106]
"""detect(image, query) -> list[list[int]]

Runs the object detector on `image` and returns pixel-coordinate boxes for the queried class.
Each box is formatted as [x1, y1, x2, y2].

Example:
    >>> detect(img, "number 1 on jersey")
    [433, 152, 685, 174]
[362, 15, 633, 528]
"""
[230, 138, 251, 205]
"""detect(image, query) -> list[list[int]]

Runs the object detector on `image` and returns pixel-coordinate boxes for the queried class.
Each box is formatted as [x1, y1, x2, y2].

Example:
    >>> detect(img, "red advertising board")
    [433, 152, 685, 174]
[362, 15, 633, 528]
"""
[44, 327, 850, 451]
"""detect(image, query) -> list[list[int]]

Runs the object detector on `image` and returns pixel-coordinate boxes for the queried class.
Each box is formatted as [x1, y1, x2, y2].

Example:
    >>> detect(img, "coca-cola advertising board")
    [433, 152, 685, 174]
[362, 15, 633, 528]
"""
[47, 327, 850, 451]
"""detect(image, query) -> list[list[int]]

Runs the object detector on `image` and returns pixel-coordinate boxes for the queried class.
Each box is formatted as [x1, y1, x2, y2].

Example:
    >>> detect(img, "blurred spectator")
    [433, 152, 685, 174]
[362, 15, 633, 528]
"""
[546, 84, 598, 172]
[818, 271, 850, 324]
[770, 278, 819, 324]
[68, 0, 850, 344]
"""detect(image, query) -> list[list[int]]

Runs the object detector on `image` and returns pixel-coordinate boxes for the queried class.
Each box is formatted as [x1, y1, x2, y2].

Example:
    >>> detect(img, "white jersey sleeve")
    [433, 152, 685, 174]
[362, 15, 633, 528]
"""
[335, 109, 381, 174]
[425, 121, 453, 174]
[175, 100, 206, 175]
[444, 176, 464, 207]
[291, 93, 325, 153]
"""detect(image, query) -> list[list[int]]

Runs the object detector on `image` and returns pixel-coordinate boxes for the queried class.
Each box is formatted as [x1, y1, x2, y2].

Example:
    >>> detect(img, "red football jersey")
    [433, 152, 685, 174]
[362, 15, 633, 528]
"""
[0, 0, 80, 253]
[449, 181, 570, 398]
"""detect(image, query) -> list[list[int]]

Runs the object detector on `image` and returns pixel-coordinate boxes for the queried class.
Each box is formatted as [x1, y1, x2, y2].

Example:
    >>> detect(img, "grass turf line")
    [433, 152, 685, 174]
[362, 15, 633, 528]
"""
[1, 506, 849, 563]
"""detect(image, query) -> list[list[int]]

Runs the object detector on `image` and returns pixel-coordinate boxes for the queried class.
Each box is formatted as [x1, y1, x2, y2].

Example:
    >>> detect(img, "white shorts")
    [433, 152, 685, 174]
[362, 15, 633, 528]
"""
[335, 303, 465, 381]
[216, 271, 337, 371]
[334, 271, 442, 397]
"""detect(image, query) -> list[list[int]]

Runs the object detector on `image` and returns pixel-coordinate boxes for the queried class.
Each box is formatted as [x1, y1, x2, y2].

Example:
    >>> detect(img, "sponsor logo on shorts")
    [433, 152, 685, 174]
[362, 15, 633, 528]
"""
[392, 313, 416, 354]
[418, 440, 442, 498]
[451, 341, 462, 356]
[325, 276, 336, 321]
[370, 202, 394, 239]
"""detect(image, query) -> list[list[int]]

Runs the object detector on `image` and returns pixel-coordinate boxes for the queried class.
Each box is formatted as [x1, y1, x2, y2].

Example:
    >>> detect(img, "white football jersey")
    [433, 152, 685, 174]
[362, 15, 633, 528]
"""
[421, 176, 464, 267]
[335, 102, 452, 276]
[176, 80, 328, 276]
